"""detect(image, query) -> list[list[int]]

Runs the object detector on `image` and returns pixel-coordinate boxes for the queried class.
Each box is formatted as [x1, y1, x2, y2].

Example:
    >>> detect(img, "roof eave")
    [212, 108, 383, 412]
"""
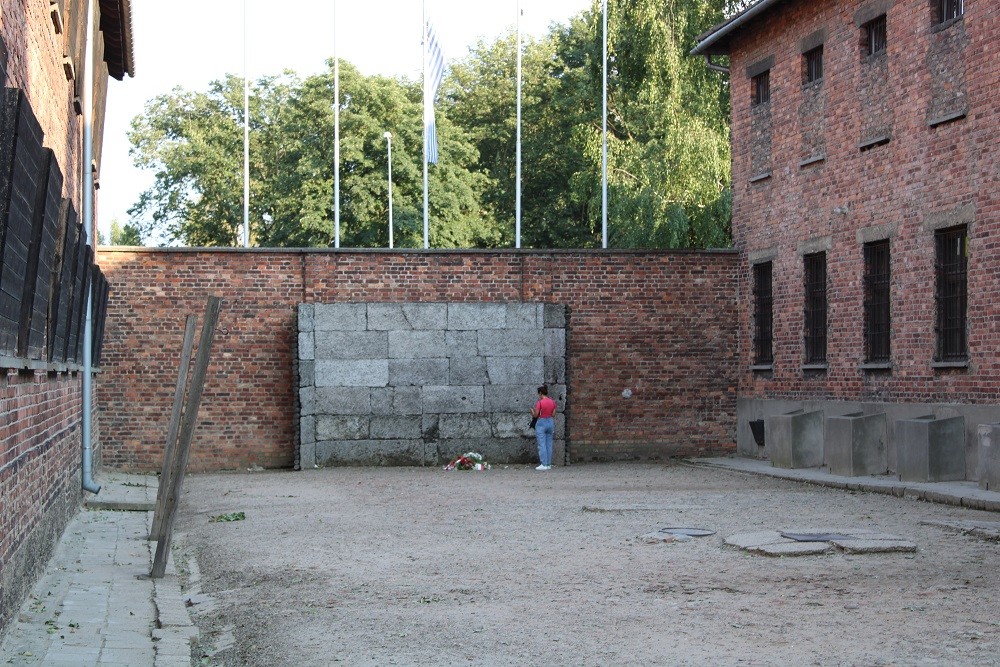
[690, 0, 789, 57]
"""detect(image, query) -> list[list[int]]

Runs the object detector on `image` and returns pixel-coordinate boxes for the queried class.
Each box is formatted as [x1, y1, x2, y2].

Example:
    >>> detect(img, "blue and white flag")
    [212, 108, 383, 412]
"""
[424, 20, 445, 164]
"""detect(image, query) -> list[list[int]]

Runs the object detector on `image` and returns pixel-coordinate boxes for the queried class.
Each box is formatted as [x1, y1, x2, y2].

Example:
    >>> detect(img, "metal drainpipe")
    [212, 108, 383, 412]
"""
[80, 0, 100, 494]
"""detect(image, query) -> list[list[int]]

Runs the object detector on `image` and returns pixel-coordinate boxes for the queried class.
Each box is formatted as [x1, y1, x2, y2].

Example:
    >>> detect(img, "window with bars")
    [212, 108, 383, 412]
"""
[752, 70, 770, 106]
[863, 240, 891, 363]
[934, 225, 968, 362]
[803, 252, 827, 364]
[753, 262, 773, 365]
[865, 15, 887, 56]
[804, 46, 824, 84]
[938, 0, 964, 23]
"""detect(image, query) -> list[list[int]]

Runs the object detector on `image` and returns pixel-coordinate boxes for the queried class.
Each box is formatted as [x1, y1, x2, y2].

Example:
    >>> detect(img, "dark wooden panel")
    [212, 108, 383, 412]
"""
[19, 149, 61, 360]
[48, 202, 74, 363]
[91, 269, 109, 366]
[68, 243, 93, 364]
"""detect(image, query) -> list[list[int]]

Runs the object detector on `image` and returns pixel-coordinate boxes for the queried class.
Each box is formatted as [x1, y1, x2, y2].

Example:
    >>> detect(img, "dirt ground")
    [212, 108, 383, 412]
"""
[174, 463, 1000, 666]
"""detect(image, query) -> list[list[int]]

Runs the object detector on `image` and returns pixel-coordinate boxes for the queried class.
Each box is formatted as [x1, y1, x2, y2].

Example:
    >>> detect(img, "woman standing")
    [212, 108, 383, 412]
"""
[531, 385, 557, 470]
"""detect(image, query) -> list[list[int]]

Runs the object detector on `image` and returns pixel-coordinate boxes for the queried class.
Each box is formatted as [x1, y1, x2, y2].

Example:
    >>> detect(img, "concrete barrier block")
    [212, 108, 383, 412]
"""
[484, 385, 537, 412]
[315, 439, 427, 466]
[315, 331, 388, 360]
[298, 303, 315, 332]
[388, 330, 446, 359]
[314, 387, 372, 415]
[300, 387, 315, 417]
[369, 388, 393, 415]
[445, 331, 479, 357]
[478, 330, 544, 357]
[544, 329, 566, 358]
[486, 357, 544, 385]
[422, 414, 440, 440]
[449, 356, 488, 385]
[298, 332, 315, 361]
[544, 357, 566, 384]
[392, 386, 423, 415]
[316, 415, 369, 440]
[422, 386, 485, 413]
[507, 303, 542, 329]
[766, 409, 824, 469]
[370, 415, 422, 439]
[389, 359, 449, 386]
[544, 304, 567, 328]
[439, 415, 493, 439]
[491, 413, 530, 439]
[448, 303, 507, 330]
[315, 360, 389, 387]
[368, 303, 446, 331]
[896, 415, 966, 482]
[299, 361, 314, 387]
[315, 303, 367, 331]
[300, 416, 315, 444]
[825, 412, 887, 477]
[978, 424, 1000, 491]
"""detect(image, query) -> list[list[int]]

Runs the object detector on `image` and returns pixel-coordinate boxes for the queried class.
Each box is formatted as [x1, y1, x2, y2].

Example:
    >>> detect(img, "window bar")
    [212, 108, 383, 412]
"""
[935, 226, 968, 361]
[753, 262, 773, 365]
[804, 253, 827, 364]
[863, 240, 890, 363]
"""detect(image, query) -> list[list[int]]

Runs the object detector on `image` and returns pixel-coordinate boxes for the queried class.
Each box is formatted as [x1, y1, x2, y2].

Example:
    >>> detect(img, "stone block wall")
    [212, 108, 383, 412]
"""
[299, 302, 566, 466]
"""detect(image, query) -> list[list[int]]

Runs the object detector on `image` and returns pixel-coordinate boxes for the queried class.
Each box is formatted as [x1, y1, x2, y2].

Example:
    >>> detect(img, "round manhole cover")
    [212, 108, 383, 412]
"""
[658, 527, 716, 537]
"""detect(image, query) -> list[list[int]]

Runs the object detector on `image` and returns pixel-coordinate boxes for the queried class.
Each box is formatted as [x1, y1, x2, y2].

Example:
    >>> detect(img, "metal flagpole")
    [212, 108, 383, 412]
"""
[516, 0, 522, 249]
[602, 0, 608, 249]
[243, 0, 250, 247]
[334, 0, 341, 248]
[385, 132, 393, 249]
[422, 0, 429, 249]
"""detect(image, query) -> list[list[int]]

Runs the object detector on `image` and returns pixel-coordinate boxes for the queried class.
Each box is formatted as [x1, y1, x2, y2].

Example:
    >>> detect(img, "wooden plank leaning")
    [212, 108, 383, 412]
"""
[149, 314, 198, 541]
[151, 296, 222, 579]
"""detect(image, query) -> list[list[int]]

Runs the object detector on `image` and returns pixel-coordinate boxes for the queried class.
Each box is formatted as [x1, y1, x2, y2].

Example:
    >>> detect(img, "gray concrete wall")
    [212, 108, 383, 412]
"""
[298, 303, 566, 467]
[737, 398, 1000, 480]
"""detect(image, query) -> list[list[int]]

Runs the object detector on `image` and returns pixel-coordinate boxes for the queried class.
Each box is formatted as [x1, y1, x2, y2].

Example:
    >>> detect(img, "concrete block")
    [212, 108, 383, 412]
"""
[315, 331, 388, 360]
[544, 304, 567, 328]
[448, 303, 507, 330]
[422, 414, 440, 440]
[825, 412, 888, 477]
[315, 439, 429, 466]
[491, 413, 531, 439]
[484, 385, 537, 412]
[298, 332, 315, 360]
[486, 356, 544, 385]
[388, 330, 446, 359]
[368, 303, 447, 331]
[439, 438, 536, 465]
[766, 409, 824, 469]
[298, 303, 315, 332]
[445, 330, 479, 356]
[315, 303, 367, 331]
[423, 386, 485, 413]
[299, 361, 314, 387]
[507, 303, 542, 329]
[300, 416, 315, 444]
[315, 360, 389, 387]
[439, 415, 492, 439]
[896, 415, 966, 482]
[314, 387, 371, 415]
[370, 415, 422, 439]
[978, 424, 1000, 491]
[544, 357, 566, 384]
[316, 415, 369, 440]
[544, 328, 566, 359]
[300, 387, 315, 416]
[389, 358, 449, 386]
[478, 329, 544, 357]
[449, 356, 488, 385]
[369, 387, 394, 415]
[393, 386, 423, 415]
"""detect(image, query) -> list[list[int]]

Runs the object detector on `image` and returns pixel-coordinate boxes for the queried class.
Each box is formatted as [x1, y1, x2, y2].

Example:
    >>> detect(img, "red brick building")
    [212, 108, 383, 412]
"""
[693, 0, 999, 475]
[0, 0, 133, 636]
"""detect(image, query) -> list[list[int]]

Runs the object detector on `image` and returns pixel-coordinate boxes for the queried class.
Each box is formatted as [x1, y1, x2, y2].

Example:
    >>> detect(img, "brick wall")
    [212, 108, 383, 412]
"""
[728, 0, 999, 405]
[97, 249, 739, 472]
[0, 370, 85, 634]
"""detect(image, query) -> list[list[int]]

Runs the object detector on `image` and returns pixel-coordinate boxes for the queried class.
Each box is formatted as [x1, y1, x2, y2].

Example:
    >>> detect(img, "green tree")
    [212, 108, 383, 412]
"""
[109, 217, 143, 246]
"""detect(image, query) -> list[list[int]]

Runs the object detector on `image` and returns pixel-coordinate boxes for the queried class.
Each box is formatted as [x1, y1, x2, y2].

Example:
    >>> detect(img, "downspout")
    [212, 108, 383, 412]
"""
[81, 0, 100, 494]
[704, 55, 730, 74]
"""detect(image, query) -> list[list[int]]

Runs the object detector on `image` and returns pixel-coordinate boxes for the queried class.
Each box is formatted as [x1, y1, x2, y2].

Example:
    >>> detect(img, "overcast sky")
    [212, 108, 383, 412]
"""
[99, 0, 594, 240]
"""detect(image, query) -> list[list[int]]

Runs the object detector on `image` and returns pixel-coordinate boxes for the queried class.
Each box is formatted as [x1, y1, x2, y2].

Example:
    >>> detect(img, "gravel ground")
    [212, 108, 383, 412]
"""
[174, 463, 1000, 666]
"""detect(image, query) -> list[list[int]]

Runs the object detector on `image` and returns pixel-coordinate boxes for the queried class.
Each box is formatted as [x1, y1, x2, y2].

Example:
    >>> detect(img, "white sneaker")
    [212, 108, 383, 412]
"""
[535, 464, 549, 470]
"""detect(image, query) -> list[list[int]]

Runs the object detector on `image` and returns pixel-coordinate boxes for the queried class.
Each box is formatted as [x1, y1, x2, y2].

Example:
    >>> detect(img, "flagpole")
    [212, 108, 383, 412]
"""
[602, 0, 608, 249]
[243, 0, 250, 248]
[334, 0, 341, 248]
[515, 0, 522, 249]
[422, 0, 429, 249]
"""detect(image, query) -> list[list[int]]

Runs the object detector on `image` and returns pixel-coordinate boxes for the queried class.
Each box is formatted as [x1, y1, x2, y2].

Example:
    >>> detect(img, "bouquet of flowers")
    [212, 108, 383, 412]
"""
[444, 452, 491, 471]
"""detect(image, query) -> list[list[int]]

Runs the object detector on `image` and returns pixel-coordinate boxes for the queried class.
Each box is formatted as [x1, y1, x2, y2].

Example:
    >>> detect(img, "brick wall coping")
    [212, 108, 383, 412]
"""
[97, 246, 738, 257]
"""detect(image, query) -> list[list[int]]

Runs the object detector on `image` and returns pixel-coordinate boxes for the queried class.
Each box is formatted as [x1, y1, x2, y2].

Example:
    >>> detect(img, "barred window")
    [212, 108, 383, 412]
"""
[803, 252, 827, 364]
[934, 226, 968, 362]
[939, 0, 964, 23]
[804, 46, 824, 84]
[863, 240, 891, 363]
[752, 70, 770, 106]
[865, 15, 887, 56]
[753, 262, 773, 365]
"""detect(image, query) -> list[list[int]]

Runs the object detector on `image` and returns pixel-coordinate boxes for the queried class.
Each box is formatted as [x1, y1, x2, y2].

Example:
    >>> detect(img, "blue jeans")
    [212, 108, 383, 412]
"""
[535, 417, 554, 466]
